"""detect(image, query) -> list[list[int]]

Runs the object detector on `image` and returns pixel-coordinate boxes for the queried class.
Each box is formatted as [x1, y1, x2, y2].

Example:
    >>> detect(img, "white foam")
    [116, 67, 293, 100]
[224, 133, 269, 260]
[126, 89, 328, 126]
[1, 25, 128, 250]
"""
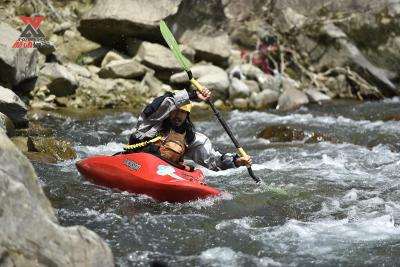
[75, 141, 125, 157]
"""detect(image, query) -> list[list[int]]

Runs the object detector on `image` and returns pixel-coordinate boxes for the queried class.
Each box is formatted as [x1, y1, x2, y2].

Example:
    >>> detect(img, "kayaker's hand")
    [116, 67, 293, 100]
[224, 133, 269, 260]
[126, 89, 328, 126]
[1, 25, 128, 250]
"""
[235, 155, 252, 167]
[196, 87, 211, 102]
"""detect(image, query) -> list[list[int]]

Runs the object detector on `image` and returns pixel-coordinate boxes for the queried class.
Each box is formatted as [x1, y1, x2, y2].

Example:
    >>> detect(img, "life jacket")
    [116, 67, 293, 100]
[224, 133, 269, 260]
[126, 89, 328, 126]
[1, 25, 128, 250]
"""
[158, 129, 186, 163]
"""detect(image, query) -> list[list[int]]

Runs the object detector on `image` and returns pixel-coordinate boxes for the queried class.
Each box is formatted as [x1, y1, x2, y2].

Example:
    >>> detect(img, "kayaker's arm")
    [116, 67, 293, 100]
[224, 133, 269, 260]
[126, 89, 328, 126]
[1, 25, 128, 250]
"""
[185, 132, 238, 171]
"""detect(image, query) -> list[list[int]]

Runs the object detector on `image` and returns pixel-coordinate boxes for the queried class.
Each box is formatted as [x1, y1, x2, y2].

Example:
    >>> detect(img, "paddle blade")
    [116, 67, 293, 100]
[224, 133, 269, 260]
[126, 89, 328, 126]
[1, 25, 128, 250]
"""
[159, 20, 191, 72]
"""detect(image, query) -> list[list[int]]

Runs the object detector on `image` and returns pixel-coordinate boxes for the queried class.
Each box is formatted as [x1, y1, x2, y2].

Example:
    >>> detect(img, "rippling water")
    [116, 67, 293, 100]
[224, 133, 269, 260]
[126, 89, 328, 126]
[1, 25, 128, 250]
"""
[32, 98, 400, 266]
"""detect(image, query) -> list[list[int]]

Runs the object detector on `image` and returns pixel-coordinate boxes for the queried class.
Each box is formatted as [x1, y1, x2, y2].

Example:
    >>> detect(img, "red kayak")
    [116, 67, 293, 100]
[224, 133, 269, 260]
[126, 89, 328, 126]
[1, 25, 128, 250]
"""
[76, 152, 220, 202]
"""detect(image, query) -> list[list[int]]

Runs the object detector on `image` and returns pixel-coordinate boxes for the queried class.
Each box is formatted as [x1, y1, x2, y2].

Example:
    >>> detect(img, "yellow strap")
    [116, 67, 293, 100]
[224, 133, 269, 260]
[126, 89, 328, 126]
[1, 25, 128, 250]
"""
[123, 136, 162, 150]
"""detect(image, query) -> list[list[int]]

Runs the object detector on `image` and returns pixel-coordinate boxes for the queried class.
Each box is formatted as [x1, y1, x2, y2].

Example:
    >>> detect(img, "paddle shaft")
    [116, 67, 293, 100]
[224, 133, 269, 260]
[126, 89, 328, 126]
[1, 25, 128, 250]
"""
[190, 78, 260, 183]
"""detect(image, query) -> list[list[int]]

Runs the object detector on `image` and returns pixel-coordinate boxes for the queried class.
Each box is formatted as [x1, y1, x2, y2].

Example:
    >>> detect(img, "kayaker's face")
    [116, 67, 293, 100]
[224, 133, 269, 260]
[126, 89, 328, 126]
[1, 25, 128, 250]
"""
[169, 109, 188, 127]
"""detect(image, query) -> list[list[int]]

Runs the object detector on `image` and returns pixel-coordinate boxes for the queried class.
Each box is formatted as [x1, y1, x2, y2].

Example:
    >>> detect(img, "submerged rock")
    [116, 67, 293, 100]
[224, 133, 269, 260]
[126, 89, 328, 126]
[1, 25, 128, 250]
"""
[0, 132, 114, 266]
[27, 136, 77, 161]
[258, 125, 333, 143]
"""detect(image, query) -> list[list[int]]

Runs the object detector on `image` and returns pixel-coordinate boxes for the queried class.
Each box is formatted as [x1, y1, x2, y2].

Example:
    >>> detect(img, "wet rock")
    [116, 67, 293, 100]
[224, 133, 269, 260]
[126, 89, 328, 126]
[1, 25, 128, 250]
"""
[27, 136, 76, 161]
[258, 125, 332, 143]
[170, 64, 226, 83]
[229, 78, 251, 99]
[180, 31, 231, 66]
[0, 86, 28, 128]
[37, 63, 79, 97]
[277, 88, 309, 111]
[305, 89, 331, 103]
[0, 112, 15, 137]
[100, 50, 126, 67]
[99, 59, 146, 79]
[249, 90, 279, 110]
[78, 0, 182, 47]
[0, 22, 38, 89]
[0, 132, 114, 266]
[128, 40, 182, 80]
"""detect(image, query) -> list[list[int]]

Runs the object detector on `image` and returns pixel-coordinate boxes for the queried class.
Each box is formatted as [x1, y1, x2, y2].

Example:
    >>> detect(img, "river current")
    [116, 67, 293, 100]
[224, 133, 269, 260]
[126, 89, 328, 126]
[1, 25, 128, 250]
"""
[32, 98, 400, 266]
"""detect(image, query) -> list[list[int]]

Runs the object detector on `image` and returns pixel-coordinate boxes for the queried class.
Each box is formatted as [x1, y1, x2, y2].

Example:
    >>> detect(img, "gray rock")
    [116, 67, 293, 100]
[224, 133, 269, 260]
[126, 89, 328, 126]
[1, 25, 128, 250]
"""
[130, 41, 182, 80]
[260, 75, 281, 92]
[0, 132, 114, 266]
[197, 72, 230, 101]
[78, 0, 182, 47]
[274, 7, 307, 33]
[37, 63, 79, 97]
[0, 86, 28, 128]
[305, 89, 331, 103]
[0, 112, 15, 137]
[232, 98, 249, 109]
[277, 88, 309, 111]
[180, 31, 231, 66]
[318, 22, 398, 96]
[239, 64, 266, 82]
[80, 47, 110, 66]
[140, 72, 171, 97]
[65, 63, 92, 78]
[229, 78, 251, 99]
[243, 80, 260, 93]
[0, 22, 38, 88]
[99, 59, 146, 79]
[170, 64, 226, 84]
[101, 51, 126, 67]
[249, 90, 279, 110]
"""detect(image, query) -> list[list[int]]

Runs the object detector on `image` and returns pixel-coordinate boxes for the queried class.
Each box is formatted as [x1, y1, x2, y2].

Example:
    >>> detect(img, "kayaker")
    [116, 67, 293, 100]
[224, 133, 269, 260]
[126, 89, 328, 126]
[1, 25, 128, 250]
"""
[127, 88, 252, 171]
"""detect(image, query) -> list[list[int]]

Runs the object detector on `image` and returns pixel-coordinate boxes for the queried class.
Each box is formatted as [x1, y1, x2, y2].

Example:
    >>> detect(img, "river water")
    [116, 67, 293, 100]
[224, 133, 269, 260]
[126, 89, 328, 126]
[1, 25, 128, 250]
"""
[32, 98, 400, 267]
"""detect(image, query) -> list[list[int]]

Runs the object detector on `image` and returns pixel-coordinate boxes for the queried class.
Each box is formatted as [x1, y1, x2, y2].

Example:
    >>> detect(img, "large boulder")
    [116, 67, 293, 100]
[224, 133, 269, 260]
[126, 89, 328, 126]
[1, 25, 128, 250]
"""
[277, 88, 309, 111]
[0, 132, 114, 266]
[197, 72, 230, 101]
[0, 86, 28, 128]
[78, 0, 182, 47]
[180, 31, 231, 66]
[37, 63, 79, 97]
[128, 40, 182, 80]
[99, 59, 146, 79]
[0, 22, 38, 89]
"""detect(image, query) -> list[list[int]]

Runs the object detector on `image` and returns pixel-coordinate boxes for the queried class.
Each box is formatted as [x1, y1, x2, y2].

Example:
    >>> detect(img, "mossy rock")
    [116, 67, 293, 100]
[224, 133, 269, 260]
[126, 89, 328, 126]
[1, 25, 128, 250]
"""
[28, 137, 76, 161]
[257, 125, 334, 143]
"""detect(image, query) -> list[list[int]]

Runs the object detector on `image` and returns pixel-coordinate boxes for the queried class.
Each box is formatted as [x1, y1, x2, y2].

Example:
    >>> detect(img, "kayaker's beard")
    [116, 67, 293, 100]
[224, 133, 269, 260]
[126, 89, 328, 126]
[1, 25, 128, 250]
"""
[169, 110, 188, 129]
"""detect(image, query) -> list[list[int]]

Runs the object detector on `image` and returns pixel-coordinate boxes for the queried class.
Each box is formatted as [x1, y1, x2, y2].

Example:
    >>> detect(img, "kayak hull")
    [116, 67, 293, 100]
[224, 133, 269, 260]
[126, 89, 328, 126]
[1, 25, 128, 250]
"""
[76, 152, 220, 202]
